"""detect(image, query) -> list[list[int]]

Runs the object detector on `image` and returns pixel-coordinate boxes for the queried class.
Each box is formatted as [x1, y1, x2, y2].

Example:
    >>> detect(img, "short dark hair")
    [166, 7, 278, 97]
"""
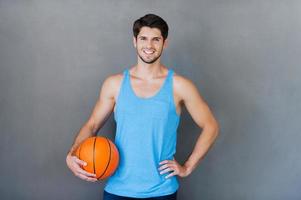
[133, 14, 169, 41]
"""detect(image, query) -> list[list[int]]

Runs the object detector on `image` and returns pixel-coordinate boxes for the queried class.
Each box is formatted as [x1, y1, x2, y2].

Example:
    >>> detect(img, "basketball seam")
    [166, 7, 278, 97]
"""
[78, 144, 82, 160]
[93, 137, 96, 174]
[99, 138, 112, 180]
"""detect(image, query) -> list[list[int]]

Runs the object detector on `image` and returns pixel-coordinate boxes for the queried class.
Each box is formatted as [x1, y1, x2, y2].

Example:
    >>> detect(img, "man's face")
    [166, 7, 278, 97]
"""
[133, 26, 168, 64]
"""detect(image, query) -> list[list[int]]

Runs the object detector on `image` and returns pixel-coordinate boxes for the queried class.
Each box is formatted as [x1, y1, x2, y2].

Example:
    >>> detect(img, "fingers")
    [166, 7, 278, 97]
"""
[165, 171, 177, 179]
[159, 166, 174, 175]
[73, 156, 87, 167]
[158, 160, 177, 179]
[71, 156, 98, 182]
[76, 166, 97, 177]
[159, 160, 170, 165]
[74, 166, 98, 182]
[77, 173, 98, 182]
[158, 160, 176, 171]
[158, 163, 174, 172]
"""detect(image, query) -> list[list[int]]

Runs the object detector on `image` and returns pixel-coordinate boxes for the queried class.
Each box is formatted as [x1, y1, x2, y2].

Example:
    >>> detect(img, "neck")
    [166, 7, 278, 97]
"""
[132, 58, 166, 80]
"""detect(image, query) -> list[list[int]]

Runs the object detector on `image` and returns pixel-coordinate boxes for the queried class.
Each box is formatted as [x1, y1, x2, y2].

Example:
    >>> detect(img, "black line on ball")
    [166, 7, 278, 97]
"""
[78, 144, 82, 160]
[93, 137, 96, 174]
[99, 138, 112, 179]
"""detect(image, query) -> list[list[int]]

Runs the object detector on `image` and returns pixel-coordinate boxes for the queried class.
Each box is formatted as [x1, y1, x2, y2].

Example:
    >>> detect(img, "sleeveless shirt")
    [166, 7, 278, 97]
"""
[104, 68, 180, 198]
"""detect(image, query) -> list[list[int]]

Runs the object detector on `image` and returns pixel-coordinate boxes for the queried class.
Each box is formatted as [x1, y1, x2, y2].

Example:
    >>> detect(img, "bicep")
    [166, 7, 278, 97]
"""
[181, 80, 217, 129]
[87, 77, 116, 132]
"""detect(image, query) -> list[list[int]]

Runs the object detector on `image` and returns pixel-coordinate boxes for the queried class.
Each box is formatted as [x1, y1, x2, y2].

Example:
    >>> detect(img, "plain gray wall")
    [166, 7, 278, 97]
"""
[1, 0, 300, 199]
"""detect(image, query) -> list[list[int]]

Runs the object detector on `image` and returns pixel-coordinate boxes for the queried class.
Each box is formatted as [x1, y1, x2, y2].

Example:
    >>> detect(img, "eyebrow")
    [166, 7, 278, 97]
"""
[138, 36, 162, 40]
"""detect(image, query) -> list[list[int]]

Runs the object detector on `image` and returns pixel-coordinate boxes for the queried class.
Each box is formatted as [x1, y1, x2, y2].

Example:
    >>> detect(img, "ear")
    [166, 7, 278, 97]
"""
[133, 36, 137, 48]
[163, 38, 168, 49]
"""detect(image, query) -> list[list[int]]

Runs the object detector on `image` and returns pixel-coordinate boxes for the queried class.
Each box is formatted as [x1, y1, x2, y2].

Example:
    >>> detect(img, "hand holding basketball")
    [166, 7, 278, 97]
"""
[66, 154, 98, 182]
[67, 136, 120, 182]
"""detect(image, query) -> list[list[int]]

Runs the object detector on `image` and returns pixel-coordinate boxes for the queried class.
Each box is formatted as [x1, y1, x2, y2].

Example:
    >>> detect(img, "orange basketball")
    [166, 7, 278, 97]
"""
[75, 136, 119, 180]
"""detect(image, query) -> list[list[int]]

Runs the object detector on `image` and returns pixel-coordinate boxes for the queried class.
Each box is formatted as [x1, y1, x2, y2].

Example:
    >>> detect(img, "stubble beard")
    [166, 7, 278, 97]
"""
[137, 48, 163, 64]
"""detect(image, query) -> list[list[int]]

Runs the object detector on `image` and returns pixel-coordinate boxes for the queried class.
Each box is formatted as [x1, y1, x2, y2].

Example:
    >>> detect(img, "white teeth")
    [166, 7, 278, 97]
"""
[143, 49, 154, 54]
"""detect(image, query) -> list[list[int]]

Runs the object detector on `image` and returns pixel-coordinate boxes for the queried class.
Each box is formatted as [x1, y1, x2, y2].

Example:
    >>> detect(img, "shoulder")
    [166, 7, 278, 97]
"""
[173, 72, 201, 100]
[173, 72, 198, 92]
[100, 72, 124, 98]
[103, 72, 124, 87]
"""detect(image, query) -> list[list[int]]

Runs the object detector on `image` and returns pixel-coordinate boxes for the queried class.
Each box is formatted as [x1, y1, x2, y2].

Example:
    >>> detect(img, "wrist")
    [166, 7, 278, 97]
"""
[184, 165, 193, 176]
[67, 150, 74, 158]
[183, 162, 195, 176]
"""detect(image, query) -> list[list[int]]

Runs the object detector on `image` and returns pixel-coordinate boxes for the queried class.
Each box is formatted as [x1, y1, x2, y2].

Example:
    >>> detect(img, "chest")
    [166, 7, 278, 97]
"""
[113, 76, 182, 115]
[130, 78, 164, 98]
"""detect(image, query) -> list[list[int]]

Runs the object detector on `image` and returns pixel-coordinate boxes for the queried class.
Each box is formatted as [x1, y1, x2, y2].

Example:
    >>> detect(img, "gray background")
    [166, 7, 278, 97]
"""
[0, 0, 300, 199]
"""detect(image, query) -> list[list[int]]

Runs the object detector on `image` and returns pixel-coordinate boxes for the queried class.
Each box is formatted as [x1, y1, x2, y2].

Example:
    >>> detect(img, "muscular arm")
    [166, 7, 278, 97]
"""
[65, 74, 122, 182]
[67, 75, 117, 156]
[179, 77, 219, 175]
[159, 76, 219, 178]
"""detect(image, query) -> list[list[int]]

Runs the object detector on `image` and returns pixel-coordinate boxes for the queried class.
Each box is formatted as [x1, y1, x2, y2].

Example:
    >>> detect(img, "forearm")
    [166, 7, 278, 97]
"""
[183, 125, 219, 175]
[67, 123, 96, 156]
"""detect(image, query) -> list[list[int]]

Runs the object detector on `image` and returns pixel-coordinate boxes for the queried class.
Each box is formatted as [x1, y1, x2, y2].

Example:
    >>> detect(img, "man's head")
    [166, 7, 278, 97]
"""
[133, 14, 169, 64]
[133, 14, 169, 42]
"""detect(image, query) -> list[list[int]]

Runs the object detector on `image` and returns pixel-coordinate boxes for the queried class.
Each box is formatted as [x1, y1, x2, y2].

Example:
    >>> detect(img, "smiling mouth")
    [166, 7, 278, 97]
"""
[143, 49, 155, 55]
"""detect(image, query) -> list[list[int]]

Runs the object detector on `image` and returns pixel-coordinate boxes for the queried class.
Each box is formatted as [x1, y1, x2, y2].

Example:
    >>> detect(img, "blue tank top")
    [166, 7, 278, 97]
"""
[104, 68, 180, 198]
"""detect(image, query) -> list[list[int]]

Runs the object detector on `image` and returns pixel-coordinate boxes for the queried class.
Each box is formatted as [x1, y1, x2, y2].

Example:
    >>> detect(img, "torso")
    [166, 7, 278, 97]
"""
[111, 68, 183, 115]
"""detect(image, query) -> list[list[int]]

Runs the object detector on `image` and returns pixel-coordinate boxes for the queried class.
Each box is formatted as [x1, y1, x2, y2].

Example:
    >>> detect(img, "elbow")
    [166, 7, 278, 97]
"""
[214, 122, 219, 138]
[212, 119, 220, 137]
[205, 119, 219, 139]
[85, 120, 98, 135]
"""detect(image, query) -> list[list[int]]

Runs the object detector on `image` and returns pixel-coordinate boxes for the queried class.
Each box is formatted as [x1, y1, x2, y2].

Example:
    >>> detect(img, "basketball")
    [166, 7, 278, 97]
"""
[75, 136, 119, 180]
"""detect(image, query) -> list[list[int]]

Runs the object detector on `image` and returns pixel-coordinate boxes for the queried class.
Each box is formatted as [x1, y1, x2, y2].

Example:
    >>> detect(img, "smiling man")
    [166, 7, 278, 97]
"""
[66, 14, 219, 200]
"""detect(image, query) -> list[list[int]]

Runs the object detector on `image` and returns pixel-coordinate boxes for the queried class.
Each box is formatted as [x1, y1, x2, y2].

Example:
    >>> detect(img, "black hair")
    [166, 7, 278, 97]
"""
[133, 14, 169, 41]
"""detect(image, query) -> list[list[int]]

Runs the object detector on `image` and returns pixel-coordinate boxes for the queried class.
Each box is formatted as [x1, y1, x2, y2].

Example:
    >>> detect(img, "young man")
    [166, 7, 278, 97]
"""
[66, 14, 219, 200]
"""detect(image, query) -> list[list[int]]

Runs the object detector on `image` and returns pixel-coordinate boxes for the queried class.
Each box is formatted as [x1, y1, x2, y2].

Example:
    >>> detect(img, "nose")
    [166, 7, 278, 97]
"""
[146, 40, 153, 48]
